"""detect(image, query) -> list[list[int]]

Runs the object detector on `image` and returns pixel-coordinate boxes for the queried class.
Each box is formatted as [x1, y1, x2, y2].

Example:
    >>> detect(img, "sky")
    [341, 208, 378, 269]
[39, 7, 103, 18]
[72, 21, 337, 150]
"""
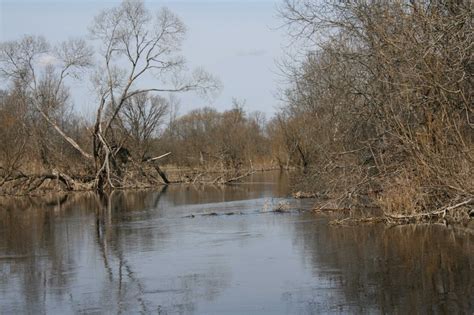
[0, 0, 287, 118]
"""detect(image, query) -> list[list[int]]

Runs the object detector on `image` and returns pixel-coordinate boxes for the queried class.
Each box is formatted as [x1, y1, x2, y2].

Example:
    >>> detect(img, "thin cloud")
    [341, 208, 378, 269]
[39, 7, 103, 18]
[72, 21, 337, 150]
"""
[38, 53, 58, 67]
[236, 49, 267, 57]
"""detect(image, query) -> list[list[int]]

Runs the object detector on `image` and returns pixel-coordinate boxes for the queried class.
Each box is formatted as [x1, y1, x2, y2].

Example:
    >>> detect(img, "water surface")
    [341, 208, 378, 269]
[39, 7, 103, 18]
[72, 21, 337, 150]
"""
[0, 172, 473, 314]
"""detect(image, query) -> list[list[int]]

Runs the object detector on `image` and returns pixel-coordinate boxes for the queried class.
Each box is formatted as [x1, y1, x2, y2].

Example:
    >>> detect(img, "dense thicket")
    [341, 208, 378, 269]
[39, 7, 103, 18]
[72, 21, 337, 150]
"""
[276, 0, 473, 217]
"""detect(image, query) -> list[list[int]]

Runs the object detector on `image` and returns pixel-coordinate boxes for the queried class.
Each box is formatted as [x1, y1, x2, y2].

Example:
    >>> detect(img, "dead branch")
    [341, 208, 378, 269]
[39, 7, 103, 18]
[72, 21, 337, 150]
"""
[384, 198, 473, 221]
[144, 152, 171, 162]
[220, 170, 256, 184]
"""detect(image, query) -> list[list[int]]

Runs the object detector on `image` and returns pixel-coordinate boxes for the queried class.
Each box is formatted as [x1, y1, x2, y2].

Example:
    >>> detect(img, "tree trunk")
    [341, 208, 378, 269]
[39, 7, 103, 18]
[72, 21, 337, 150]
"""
[93, 127, 107, 194]
[152, 162, 170, 184]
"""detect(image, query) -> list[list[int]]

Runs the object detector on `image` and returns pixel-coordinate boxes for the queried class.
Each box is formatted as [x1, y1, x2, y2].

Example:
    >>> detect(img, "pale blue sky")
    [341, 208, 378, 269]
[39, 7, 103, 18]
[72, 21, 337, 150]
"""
[0, 0, 286, 118]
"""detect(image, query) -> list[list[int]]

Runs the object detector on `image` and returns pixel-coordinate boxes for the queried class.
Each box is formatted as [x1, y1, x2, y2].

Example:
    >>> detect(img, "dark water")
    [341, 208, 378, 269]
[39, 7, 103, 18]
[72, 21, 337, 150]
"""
[0, 172, 473, 314]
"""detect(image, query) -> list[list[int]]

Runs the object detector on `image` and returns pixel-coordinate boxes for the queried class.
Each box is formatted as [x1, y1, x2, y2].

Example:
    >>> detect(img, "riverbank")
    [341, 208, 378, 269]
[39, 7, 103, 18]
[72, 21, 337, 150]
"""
[2, 167, 472, 227]
[294, 189, 474, 226]
[0, 165, 282, 196]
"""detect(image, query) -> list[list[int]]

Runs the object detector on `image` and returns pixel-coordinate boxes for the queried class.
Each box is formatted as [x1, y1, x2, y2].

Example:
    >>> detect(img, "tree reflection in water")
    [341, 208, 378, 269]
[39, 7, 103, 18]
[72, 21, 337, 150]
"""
[291, 215, 474, 313]
[0, 190, 232, 314]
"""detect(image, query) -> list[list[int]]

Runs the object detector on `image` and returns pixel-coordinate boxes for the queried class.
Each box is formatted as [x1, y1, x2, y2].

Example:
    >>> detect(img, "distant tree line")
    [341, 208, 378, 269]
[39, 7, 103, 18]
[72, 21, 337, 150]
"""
[156, 100, 269, 171]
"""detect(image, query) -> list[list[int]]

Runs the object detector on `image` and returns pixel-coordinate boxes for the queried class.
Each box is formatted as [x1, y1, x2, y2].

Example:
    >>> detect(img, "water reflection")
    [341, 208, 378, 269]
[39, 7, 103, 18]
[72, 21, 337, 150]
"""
[291, 215, 474, 313]
[0, 172, 472, 314]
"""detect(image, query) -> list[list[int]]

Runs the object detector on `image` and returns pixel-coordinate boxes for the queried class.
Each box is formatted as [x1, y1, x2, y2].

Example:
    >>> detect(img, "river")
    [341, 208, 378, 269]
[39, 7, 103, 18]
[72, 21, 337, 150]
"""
[0, 171, 472, 314]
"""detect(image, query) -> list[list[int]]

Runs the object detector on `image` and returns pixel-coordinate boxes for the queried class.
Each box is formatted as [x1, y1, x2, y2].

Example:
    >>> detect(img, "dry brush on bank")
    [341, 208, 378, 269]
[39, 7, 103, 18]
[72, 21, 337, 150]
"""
[276, 0, 473, 222]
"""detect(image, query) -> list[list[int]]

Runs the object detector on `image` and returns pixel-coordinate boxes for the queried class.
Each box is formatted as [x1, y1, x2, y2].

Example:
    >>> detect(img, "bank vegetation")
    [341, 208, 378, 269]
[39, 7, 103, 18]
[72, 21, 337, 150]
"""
[275, 0, 473, 222]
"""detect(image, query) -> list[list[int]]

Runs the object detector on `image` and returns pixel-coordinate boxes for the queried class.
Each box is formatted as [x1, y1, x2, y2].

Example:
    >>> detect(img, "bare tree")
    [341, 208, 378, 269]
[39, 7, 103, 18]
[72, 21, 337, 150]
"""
[120, 93, 171, 160]
[0, 35, 93, 159]
[89, 0, 219, 191]
[0, 90, 28, 182]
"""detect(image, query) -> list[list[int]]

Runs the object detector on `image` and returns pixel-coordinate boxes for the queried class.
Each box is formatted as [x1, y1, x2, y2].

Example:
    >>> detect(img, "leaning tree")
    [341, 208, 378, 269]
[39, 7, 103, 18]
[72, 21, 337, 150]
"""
[0, 0, 218, 193]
